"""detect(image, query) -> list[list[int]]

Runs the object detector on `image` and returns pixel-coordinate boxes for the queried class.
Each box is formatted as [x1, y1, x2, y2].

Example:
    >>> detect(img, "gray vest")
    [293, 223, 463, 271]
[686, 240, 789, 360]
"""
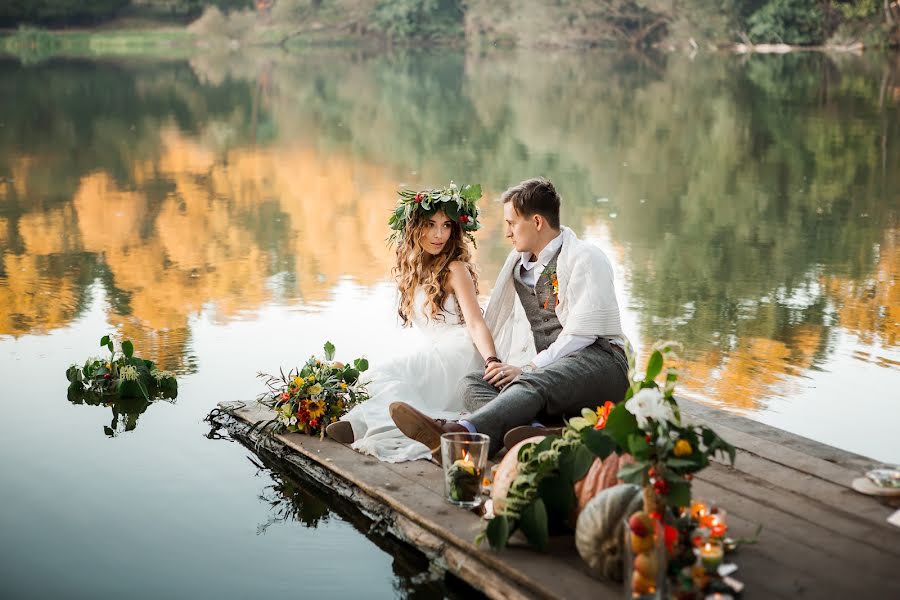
[513, 248, 564, 353]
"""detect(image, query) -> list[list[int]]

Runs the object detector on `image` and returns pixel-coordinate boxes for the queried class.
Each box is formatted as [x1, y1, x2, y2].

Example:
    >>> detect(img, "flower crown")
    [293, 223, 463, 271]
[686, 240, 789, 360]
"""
[387, 182, 482, 247]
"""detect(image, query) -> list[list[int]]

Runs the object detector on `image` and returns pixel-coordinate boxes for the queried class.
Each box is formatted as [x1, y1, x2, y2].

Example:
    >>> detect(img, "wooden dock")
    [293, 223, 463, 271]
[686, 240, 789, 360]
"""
[211, 400, 900, 599]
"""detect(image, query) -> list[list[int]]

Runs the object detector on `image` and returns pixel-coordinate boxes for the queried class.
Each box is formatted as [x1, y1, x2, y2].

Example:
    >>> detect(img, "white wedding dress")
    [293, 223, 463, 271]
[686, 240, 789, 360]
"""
[343, 288, 482, 463]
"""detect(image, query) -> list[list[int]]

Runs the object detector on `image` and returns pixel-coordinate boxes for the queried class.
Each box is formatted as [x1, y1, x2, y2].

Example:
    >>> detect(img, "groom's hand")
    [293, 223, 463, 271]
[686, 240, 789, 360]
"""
[484, 362, 521, 390]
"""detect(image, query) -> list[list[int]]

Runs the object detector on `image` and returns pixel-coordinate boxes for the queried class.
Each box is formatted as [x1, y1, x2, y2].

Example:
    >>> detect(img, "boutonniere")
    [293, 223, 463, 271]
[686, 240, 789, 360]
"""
[542, 266, 560, 309]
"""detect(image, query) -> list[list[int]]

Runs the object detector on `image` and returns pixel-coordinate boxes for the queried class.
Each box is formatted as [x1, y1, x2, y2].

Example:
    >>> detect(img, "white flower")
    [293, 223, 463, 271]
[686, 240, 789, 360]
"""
[151, 368, 175, 382]
[625, 387, 675, 428]
[289, 416, 298, 426]
[120, 365, 140, 381]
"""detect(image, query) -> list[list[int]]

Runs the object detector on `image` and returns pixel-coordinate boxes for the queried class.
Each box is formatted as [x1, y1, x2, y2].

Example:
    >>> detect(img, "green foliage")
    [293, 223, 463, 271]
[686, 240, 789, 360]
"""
[0, 0, 130, 26]
[746, 0, 825, 45]
[67, 334, 178, 401]
[371, 0, 464, 40]
[834, 0, 880, 19]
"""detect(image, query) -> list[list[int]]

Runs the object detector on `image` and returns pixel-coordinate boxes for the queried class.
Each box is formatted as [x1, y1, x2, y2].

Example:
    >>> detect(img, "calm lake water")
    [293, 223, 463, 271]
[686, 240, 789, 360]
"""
[1, 48, 898, 597]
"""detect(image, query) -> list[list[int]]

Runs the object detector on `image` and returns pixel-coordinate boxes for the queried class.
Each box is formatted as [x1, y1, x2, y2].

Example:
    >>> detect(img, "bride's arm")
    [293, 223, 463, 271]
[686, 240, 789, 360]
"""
[447, 261, 498, 363]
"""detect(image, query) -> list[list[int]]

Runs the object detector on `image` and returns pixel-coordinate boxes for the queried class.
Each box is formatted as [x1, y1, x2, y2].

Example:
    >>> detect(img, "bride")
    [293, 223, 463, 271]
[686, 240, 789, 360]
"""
[325, 183, 500, 462]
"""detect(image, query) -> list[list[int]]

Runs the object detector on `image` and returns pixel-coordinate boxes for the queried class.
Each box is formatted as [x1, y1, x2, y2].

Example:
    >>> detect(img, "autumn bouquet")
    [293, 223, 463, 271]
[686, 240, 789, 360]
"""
[257, 342, 370, 438]
[574, 341, 736, 513]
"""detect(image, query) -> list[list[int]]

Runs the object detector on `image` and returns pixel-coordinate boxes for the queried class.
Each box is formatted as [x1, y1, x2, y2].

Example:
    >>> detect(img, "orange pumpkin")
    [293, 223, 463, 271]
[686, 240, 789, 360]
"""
[573, 453, 635, 518]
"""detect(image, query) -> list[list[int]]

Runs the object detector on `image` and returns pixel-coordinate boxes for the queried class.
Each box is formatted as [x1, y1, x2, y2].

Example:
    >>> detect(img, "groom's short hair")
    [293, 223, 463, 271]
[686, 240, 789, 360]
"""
[501, 177, 561, 229]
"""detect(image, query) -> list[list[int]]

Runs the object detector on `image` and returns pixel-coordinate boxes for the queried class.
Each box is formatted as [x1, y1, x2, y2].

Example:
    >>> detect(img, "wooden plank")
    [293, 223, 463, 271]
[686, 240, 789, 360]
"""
[218, 401, 900, 599]
[222, 403, 615, 600]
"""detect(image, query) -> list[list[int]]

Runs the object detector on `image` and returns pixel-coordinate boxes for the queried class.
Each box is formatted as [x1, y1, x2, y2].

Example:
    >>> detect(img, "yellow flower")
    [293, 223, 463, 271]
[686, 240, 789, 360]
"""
[336, 399, 344, 411]
[309, 383, 323, 396]
[307, 376, 316, 384]
[105, 362, 111, 369]
[674, 439, 692, 457]
[307, 399, 326, 419]
[339, 382, 347, 390]
[292, 376, 304, 387]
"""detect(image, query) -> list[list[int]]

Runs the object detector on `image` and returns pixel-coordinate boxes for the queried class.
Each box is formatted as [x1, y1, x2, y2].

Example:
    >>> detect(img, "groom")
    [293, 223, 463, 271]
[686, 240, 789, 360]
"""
[390, 177, 629, 457]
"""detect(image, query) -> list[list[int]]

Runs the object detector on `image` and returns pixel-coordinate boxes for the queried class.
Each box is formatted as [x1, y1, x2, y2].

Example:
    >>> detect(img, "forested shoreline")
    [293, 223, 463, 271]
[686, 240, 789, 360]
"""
[2, 1, 898, 50]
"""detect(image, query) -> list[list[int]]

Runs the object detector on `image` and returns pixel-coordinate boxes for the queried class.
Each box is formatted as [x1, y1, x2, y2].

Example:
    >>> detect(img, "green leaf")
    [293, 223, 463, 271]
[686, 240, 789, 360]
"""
[666, 458, 700, 469]
[486, 515, 509, 550]
[66, 365, 79, 383]
[567, 416, 591, 431]
[343, 368, 360, 383]
[569, 444, 594, 482]
[616, 461, 649, 485]
[603, 403, 638, 448]
[519, 498, 549, 552]
[645, 350, 663, 382]
[100, 335, 110, 347]
[460, 183, 482, 202]
[627, 433, 650, 459]
[353, 358, 369, 372]
[122, 340, 134, 359]
[136, 379, 150, 402]
[665, 479, 692, 507]
[538, 476, 575, 518]
[582, 428, 617, 459]
[323, 341, 335, 361]
[107, 341, 114, 354]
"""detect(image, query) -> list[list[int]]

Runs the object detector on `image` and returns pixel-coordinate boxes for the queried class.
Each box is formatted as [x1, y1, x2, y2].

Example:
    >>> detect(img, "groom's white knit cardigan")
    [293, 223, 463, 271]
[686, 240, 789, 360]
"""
[484, 226, 625, 363]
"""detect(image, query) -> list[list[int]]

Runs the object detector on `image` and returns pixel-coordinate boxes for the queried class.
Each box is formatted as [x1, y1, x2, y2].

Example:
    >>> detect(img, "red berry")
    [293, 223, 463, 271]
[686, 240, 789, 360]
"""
[414, 193, 424, 202]
[645, 434, 652, 442]
[648, 466, 657, 478]
[103, 373, 112, 380]
[653, 478, 669, 494]
[459, 215, 469, 223]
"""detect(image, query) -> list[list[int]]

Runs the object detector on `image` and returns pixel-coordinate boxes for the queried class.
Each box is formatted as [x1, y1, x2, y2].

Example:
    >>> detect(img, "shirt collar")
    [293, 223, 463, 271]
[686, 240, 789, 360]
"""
[520, 232, 563, 268]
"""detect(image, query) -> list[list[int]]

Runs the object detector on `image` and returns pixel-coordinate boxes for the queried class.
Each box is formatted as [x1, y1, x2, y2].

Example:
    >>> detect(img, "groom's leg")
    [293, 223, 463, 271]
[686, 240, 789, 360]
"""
[466, 341, 629, 455]
[458, 369, 500, 413]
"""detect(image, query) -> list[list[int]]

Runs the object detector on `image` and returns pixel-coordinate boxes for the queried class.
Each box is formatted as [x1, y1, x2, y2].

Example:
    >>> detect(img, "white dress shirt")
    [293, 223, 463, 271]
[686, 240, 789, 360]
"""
[518, 234, 597, 369]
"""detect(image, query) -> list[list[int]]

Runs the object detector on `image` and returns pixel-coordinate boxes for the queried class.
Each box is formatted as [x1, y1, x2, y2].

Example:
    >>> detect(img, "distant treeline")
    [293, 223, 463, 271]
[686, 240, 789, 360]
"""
[2, 0, 898, 48]
[0, 1, 252, 26]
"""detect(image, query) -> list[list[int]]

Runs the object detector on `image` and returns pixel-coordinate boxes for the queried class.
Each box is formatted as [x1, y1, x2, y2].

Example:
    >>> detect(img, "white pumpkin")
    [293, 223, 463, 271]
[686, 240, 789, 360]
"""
[575, 483, 643, 581]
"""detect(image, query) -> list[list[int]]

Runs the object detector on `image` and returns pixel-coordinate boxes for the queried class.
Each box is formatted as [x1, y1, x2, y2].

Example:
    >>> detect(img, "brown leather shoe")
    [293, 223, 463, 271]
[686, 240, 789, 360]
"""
[325, 420, 354, 444]
[503, 425, 564, 451]
[389, 402, 466, 459]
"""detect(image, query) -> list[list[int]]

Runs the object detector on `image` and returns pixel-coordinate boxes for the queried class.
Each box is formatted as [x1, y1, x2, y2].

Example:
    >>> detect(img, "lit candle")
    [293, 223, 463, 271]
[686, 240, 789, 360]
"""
[708, 514, 727, 538]
[447, 450, 482, 503]
[690, 500, 709, 521]
[699, 541, 724, 573]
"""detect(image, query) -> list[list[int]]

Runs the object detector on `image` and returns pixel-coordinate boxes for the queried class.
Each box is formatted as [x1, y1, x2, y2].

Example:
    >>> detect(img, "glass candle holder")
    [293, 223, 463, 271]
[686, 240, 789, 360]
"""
[441, 432, 489, 507]
[623, 517, 667, 599]
[697, 539, 724, 574]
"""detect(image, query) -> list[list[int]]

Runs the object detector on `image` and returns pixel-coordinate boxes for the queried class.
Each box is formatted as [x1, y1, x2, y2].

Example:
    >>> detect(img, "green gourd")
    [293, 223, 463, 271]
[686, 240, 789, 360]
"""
[575, 483, 643, 581]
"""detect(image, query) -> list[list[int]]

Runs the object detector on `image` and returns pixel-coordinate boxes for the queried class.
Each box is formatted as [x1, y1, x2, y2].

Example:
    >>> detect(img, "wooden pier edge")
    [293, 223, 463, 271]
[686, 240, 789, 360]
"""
[213, 400, 900, 599]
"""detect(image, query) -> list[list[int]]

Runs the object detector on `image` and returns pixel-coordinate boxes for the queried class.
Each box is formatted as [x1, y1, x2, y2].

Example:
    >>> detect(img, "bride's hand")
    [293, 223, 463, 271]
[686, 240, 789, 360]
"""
[484, 362, 521, 390]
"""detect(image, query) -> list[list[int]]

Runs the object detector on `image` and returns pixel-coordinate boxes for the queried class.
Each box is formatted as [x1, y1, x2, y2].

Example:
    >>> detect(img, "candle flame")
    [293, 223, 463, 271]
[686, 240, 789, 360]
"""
[462, 450, 472, 463]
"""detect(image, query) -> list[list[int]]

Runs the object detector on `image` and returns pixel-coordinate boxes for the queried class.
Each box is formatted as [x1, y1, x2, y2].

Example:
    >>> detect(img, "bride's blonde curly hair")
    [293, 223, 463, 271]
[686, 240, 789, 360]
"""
[394, 210, 478, 327]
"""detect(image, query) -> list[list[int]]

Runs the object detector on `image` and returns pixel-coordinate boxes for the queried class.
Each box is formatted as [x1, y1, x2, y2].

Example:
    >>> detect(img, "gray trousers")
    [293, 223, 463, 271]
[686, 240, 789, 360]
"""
[459, 339, 629, 455]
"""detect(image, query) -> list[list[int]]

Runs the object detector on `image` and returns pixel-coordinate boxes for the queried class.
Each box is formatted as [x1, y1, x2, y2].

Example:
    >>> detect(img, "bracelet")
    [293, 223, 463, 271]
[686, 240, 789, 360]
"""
[484, 356, 501, 366]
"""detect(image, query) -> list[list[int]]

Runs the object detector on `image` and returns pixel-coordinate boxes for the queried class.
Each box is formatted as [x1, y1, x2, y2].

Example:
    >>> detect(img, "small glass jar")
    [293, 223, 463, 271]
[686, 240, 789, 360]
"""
[624, 517, 668, 599]
[441, 432, 489, 508]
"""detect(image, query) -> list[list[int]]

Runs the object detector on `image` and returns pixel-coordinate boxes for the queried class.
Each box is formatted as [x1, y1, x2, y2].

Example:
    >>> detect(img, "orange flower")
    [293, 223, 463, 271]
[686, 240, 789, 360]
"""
[594, 401, 615, 429]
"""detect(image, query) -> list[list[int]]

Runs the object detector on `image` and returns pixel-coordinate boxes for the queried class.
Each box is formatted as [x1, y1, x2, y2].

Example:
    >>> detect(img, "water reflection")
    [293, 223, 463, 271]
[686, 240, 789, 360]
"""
[67, 385, 177, 437]
[220, 424, 483, 600]
[0, 50, 898, 459]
